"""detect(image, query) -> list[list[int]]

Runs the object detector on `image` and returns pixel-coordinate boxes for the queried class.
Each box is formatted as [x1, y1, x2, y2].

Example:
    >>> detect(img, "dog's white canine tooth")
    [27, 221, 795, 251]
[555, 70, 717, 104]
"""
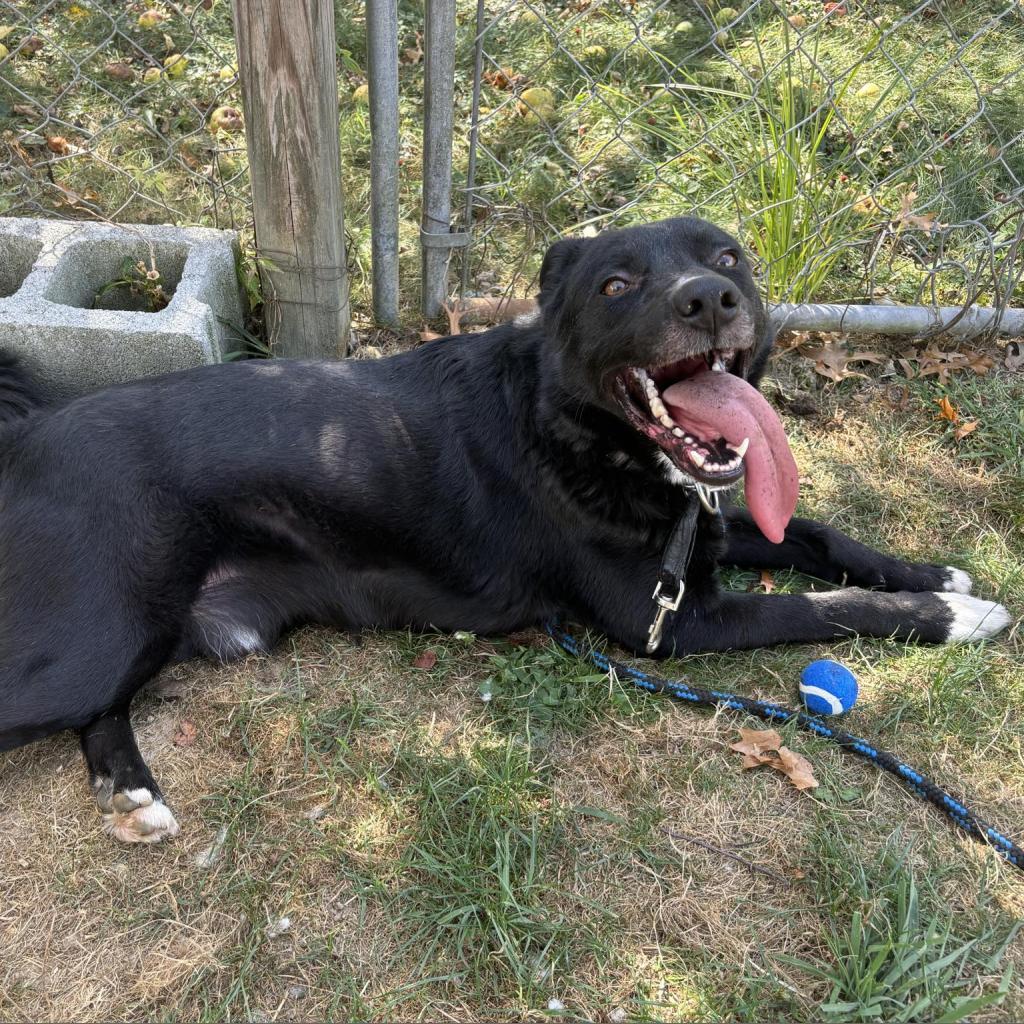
[689, 450, 706, 468]
[650, 396, 669, 420]
[734, 437, 750, 458]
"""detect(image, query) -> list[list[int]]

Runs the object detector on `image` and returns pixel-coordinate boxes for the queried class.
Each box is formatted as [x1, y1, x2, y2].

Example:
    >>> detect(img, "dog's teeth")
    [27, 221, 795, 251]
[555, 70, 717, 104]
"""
[711, 353, 727, 372]
[672, 427, 684, 438]
[650, 396, 668, 419]
[684, 435, 694, 445]
[689, 450, 706, 468]
[734, 437, 750, 458]
[658, 413, 675, 430]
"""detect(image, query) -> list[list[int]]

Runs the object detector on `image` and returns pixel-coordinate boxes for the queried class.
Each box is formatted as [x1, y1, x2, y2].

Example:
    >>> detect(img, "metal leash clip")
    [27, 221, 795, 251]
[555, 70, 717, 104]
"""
[695, 483, 720, 516]
[646, 576, 685, 654]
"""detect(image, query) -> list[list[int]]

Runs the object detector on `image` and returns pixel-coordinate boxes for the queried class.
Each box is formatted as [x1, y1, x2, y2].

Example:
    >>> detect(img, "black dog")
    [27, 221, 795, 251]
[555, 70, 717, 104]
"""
[0, 217, 1008, 842]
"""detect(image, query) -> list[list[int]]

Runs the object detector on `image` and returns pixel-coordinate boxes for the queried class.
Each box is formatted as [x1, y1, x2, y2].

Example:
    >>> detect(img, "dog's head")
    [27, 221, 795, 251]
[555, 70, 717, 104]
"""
[537, 216, 797, 542]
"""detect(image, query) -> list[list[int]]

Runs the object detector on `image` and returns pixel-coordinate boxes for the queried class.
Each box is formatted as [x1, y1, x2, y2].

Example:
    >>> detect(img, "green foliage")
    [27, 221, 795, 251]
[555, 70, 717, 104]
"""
[778, 863, 1018, 1022]
[383, 737, 591, 992]
[633, 25, 884, 303]
[93, 255, 169, 312]
[480, 643, 654, 735]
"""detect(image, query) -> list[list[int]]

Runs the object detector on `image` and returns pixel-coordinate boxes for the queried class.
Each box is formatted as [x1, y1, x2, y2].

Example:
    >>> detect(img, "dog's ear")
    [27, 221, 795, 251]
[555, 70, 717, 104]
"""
[538, 237, 585, 310]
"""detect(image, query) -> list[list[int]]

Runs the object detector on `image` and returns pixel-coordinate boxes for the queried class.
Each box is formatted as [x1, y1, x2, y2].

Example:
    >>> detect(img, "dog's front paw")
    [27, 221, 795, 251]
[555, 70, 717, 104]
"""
[937, 593, 1010, 642]
[99, 787, 180, 844]
[940, 567, 973, 594]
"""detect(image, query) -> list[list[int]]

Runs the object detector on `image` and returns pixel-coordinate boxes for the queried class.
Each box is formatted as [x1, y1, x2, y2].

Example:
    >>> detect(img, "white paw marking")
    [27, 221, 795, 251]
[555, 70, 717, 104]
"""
[942, 567, 973, 594]
[102, 787, 181, 844]
[938, 593, 1011, 642]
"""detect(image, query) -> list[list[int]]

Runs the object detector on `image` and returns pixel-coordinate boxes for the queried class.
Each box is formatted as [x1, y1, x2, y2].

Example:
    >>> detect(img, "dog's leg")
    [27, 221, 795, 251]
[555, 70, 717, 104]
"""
[721, 507, 973, 594]
[80, 705, 180, 844]
[664, 587, 1009, 655]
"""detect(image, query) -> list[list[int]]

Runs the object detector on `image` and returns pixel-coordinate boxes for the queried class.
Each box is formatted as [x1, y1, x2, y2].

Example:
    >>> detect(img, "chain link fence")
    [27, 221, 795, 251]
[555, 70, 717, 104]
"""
[0, 0, 247, 229]
[1, 0, 1022, 336]
[455, 0, 1024, 330]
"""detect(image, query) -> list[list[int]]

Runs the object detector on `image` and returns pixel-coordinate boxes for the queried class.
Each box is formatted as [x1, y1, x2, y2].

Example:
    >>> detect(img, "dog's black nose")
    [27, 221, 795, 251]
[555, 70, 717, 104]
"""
[671, 275, 740, 333]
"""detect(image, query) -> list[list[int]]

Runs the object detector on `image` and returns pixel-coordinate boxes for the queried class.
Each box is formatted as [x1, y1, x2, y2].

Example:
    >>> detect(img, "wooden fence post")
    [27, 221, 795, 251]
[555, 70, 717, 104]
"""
[421, 0, 460, 318]
[232, 0, 349, 358]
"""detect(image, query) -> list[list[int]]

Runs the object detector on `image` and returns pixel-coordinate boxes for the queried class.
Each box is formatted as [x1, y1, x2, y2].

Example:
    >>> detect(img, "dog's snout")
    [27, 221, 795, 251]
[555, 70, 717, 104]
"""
[671, 275, 740, 334]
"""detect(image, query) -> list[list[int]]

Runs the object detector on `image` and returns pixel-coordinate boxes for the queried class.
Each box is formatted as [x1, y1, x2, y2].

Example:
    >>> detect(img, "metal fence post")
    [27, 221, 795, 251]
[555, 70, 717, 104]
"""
[367, 0, 400, 327]
[232, 0, 349, 357]
[421, 0, 464, 319]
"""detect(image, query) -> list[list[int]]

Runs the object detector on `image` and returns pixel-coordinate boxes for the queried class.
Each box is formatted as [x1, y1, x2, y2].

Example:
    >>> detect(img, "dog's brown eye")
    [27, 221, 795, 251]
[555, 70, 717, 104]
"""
[717, 251, 739, 268]
[602, 277, 630, 296]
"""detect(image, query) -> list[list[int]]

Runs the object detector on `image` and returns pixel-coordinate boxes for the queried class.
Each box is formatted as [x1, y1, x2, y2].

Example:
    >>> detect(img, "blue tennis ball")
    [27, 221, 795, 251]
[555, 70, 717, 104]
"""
[800, 660, 858, 715]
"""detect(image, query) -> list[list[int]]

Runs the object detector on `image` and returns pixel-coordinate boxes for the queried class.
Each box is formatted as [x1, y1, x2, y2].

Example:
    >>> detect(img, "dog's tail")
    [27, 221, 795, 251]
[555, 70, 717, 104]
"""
[0, 351, 46, 426]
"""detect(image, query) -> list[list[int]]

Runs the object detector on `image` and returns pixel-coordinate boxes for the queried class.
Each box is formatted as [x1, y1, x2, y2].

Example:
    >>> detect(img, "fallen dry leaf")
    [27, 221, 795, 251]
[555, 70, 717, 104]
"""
[173, 719, 198, 746]
[915, 345, 993, 383]
[747, 570, 775, 593]
[804, 343, 884, 383]
[894, 187, 942, 233]
[104, 61, 134, 81]
[50, 183, 99, 210]
[852, 195, 885, 218]
[935, 395, 959, 422]
[484, 67, 520, 90]
[402, 32, 423, 65]
[776, 746, 818, 790]
[412, 650, 438, 670]
[46, 135, 71, 155]
[18, 35, 43, 56]
[731, 727, 783, 759]
[899, 345, 993, 383]
[730, 727, 819, 791]
[954, 420, 979, 440]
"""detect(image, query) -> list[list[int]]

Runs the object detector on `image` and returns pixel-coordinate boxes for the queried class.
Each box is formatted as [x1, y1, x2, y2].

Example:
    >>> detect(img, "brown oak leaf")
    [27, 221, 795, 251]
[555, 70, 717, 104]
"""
[730, 727, 819, 791]
[805, 343, 884, 383]
[412, 650, 438, 670]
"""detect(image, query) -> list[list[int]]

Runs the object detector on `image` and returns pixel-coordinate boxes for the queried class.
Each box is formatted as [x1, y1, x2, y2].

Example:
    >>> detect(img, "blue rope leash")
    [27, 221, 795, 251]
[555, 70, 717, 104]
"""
[546, 623, 1024, 872]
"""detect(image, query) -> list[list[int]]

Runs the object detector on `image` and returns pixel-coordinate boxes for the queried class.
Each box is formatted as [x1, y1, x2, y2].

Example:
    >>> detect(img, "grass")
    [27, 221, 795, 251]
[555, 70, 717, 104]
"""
[1, 342, 1023, 1022]
[778, 850, 1020, 1022]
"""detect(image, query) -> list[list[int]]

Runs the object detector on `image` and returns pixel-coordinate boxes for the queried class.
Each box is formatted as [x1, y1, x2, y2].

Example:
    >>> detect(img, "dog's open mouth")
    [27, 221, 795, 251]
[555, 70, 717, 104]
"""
[613, 348, 800, 543]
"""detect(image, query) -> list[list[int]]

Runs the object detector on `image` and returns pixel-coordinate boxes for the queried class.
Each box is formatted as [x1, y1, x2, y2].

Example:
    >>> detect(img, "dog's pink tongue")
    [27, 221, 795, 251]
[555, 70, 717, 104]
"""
[661, 371, 799, 544]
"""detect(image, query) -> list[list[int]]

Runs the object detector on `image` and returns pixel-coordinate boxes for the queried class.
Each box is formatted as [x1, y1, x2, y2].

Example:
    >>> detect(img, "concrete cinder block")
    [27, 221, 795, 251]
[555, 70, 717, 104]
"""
[0, 218, 247, 398]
